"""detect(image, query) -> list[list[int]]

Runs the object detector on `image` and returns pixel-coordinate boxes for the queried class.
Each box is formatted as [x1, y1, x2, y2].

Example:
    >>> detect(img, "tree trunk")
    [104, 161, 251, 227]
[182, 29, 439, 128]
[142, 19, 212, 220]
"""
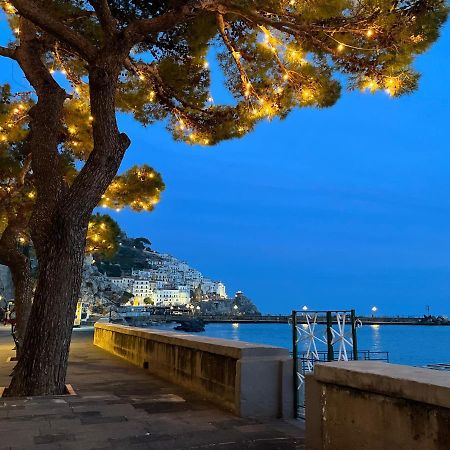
[0, 222, 33, 359]
[6, 55, 130, 395]
[9, 256, 33, 358]
[7, 216, 87, 395]
[5, 18, 131, 395]
[5, 22, 80, 396]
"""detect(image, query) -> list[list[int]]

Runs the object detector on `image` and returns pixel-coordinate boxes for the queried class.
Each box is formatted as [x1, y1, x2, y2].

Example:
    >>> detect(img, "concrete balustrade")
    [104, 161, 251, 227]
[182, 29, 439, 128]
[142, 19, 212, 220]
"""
[306, 361, 450, 450]
[94, 323, 293, 418]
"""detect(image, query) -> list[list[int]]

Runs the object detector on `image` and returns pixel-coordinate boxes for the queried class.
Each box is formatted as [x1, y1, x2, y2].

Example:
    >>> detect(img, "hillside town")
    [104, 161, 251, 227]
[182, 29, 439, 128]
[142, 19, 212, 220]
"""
[107, 251, 227, 307]
[1, 238, 259, 320]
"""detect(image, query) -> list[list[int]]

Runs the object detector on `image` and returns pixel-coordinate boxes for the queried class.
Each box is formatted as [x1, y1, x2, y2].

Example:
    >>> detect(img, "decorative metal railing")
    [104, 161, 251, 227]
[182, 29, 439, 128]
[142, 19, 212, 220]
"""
[291, 309, 388, 419]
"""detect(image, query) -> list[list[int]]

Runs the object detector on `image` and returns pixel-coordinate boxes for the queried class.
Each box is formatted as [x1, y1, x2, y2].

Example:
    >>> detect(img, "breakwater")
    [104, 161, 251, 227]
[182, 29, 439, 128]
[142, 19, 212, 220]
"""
[117, 312, 450, 326]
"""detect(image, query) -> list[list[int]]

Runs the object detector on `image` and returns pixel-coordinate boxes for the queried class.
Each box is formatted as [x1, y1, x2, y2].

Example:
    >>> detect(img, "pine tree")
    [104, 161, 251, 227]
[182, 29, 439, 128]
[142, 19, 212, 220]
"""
[0, 0, 447, 395]
[0, 85, 163, 354]
[0, 84, 164, 356]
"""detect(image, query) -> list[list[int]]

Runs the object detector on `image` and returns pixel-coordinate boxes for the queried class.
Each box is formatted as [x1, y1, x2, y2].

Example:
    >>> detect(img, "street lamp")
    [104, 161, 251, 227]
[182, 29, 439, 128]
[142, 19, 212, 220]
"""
[302, 305, 308, 311]
[233, 304, 239, 316]
[371, 306, 377, 318]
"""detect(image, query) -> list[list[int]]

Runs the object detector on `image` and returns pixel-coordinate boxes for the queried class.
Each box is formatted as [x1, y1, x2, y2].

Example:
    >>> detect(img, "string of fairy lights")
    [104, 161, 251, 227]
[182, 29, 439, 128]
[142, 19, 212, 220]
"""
[0, 0, 424, 149]
[99, 166, 163, 213]
[86, 219, 115, 253]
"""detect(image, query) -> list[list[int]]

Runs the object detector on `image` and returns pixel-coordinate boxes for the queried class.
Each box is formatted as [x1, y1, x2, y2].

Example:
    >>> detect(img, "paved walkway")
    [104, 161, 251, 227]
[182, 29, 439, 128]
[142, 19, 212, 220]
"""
[0, 326, 304, 449]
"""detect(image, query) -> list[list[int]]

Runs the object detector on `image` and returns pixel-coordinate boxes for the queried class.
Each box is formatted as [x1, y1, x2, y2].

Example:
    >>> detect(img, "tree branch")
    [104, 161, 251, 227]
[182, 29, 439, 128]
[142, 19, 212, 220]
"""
[10, 0, 97, 61]
[216, 14, 250, 95]
[14, 21, 68, 225]
[124, 0, 223, 44]
[0, 45, 16, 59]
[65, 67, 130, 217]
[88, 0, 117, 37]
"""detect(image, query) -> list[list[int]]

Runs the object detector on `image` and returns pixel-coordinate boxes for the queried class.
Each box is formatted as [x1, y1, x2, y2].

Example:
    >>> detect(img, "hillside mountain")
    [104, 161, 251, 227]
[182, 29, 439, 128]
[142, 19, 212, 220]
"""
[94, 236, 159, 276]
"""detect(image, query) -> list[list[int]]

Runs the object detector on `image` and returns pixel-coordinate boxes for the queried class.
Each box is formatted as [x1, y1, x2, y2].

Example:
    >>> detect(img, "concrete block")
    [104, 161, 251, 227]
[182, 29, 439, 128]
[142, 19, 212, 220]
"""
[94, 323, 292, 418]
[306, 361, 450, 450]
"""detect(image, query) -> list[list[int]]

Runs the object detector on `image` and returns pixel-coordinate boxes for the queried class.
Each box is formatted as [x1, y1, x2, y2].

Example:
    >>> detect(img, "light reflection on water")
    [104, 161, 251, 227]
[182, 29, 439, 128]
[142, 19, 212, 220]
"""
[231, 322, 240, 340]
[370, 324, 381, 353]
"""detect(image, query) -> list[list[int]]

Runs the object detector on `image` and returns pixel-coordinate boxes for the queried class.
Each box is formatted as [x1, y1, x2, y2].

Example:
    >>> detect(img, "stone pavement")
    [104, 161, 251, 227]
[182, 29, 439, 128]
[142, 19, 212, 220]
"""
[0, 326, 304, 449]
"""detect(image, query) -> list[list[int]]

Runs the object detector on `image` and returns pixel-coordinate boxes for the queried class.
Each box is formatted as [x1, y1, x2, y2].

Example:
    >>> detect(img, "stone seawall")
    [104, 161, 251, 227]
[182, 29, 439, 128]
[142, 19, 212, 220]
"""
[94, 323, 293, 418]
[306, 361, 450, 449]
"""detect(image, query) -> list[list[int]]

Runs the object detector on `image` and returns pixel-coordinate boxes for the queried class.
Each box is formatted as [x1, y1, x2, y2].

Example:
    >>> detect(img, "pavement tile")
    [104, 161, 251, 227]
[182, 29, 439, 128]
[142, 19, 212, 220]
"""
[80, 415, 127, 425]
[34, 433, 76, 444]
[48, 417, 83, 430]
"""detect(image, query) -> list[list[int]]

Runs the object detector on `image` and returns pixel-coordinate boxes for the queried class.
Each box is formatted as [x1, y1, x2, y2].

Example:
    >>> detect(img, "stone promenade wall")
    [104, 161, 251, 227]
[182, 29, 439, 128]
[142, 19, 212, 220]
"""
[94, 323, 293, 418]
[306, 361, 450, 450]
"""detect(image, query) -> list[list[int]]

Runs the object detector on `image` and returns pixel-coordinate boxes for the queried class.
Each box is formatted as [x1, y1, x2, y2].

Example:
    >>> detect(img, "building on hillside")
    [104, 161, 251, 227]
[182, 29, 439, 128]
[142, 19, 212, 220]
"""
[200, 280, 227, 298]
[155, 286, 190, 306]
[131, 279, 158, 299]
[109, 277, 134, 292]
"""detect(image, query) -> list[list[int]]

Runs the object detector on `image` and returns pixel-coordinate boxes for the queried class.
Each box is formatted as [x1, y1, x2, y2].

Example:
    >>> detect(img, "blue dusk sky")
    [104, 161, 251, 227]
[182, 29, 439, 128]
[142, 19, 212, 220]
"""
[1, 17, 450, 316]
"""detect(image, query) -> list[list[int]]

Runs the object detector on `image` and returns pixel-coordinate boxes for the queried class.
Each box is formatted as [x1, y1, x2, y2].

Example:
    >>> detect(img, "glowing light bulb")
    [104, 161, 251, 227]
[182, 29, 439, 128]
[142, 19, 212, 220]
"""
[366, 28, 374, 38]
[4, 2, 16, 13]
[337, 43, 345, 52]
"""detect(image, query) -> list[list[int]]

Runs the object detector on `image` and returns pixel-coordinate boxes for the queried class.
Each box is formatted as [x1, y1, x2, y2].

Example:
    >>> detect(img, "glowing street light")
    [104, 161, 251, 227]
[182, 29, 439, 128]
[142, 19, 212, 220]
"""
[302, 305, 308, 311]
[371, 306, 378, 318]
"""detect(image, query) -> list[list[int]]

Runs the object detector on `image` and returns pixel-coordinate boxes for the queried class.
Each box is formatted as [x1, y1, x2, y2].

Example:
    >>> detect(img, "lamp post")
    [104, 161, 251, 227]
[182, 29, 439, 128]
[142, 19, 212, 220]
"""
[302, 305, 308, 312]
[233, 304, 239, 316]
[371, 306, 378, 318]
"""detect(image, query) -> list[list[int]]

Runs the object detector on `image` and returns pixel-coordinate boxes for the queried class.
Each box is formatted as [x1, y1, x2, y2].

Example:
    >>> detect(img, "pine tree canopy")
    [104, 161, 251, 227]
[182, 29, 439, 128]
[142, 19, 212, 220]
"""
[0, 0, 447, 243]
[1, 0, 447, 147]
[86, 213, 122, 257]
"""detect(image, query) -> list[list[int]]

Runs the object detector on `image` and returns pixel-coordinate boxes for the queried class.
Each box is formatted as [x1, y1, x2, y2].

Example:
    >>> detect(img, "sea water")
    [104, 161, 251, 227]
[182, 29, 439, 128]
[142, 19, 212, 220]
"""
[154, 322, 450, 367]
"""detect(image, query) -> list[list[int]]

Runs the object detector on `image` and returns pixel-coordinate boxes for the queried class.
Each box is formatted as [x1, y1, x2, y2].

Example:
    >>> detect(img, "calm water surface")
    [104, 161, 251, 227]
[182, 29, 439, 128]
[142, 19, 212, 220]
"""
[155, 322, 450, 367]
